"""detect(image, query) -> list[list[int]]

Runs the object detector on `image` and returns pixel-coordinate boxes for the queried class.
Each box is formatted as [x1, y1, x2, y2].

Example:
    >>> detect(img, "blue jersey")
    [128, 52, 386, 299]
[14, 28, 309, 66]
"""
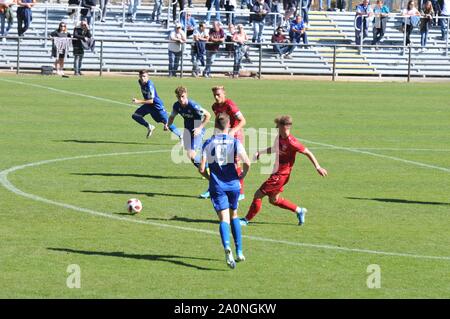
[172, 100, 204, 132]
[202, 134, 244, 192]
[139, 79, 165, 112]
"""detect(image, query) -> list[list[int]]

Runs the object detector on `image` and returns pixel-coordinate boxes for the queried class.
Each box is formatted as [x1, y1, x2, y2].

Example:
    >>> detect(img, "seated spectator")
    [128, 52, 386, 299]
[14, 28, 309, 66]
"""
[168, 23, 187, 77]
[232, 23, 250, 77]
[204, 20, 225, 77]
[371, 0, 389, 46]
[289, 14, 308, 54]
[180, 11, 197, 37]
[251, 0, 271, 43]
[354, 0, 373, 46]
[420, 0, 434, 51]
[271, 26, 294, 58]
[51, 21, 72, 77]
[401, 0, 420, 46]
[191, 22, 209, 77]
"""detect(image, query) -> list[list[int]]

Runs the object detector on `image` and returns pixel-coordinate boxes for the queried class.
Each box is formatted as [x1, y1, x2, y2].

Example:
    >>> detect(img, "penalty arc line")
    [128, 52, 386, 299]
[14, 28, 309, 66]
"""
[1, 150, 450, 262]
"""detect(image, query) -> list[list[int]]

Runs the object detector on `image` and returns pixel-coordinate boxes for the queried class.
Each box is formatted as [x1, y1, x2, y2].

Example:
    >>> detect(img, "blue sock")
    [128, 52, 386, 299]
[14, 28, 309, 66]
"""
[132, 113, 149, 128]
[230, 218, 243, 253]
[168, 124, 181, 138]
[219, 221, 231, 249]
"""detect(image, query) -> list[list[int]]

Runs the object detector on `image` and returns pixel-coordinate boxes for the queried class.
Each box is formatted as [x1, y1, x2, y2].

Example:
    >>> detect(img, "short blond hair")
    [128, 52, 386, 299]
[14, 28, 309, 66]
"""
[274, 115, 293, 127]
[212, 86, 225, 93]
[175, 86, 187, 97]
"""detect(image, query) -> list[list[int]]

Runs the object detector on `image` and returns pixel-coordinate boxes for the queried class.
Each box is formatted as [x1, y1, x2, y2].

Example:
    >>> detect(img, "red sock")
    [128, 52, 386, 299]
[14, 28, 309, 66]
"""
[236, 166, 244, 194]
[245, 198, 262, 221]
[273, 198, 297, 213]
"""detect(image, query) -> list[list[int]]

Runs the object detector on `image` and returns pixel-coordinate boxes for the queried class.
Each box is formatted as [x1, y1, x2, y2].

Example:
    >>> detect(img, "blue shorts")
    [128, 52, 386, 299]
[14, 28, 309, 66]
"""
[135, 104, 169, 124]
[182, 128, 205, 152]
[210, 188, 240, 212]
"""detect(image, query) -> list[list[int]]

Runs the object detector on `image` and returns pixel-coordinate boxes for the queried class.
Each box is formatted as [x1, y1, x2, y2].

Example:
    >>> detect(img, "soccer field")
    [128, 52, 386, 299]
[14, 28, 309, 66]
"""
[0, 74, 449, 298]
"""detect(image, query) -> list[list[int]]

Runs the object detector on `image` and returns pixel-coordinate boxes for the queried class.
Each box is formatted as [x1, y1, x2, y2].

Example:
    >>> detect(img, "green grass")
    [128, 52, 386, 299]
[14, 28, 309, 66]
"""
[1, 74, 450, 298]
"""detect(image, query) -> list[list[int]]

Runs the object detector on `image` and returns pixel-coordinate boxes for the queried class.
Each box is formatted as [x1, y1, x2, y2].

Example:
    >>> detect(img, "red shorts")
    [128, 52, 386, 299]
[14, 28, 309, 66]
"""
[259, 174, 291, 196]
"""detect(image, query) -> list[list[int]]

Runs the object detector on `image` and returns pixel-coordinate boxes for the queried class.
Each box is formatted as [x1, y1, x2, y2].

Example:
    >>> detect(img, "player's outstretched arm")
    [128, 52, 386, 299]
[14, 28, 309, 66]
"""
[302, 148, 328, 177]
[132, 98, 154, 105]
[193, 108, 211, 136]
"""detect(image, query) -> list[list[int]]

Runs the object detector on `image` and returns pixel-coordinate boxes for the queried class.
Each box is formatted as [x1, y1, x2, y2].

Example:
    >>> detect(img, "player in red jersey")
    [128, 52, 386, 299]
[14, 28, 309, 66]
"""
[240, 115, 328, 226]
[200, 86, 247, 200]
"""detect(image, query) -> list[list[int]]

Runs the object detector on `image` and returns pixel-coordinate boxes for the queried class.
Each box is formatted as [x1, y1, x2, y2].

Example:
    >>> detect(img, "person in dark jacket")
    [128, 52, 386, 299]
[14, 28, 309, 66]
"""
[72, 20, 92, 76]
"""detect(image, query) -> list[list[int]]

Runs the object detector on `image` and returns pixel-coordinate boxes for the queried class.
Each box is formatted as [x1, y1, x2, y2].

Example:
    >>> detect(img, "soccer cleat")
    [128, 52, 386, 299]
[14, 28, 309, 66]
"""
[297, 207, 308, 226]
[238, 194, 245, 201]
[236, 251, 245, 262]
[225, 247, 236, 269]
[146, 124, 155, 138]
[199, 190, 210, 199]
[239, 218, 248, 226]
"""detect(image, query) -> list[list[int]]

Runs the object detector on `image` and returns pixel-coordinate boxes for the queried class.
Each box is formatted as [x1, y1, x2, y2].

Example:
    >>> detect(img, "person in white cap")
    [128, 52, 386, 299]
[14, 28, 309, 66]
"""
[168, 23, 187, 77]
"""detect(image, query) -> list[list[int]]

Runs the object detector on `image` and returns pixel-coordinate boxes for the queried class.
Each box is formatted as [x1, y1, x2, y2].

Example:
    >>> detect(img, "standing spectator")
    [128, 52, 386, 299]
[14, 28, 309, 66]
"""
[72, 20, 92, 76]
[224, 0, 237, 25]
[232, 24, 250, 77]
[251, 0, 270, 43]
[181, 11, 197, 37]
[437, 0, 450, 40]
[271, 26, 294, 58]
[270, 0, 282, 27]
[51, 21, 71, 77]
[191, 22, 208, 77]
[206, 0, 221, 25]
[336, 0, 346, 11]
[98, 0, 108, 22]
[225, 23, 236, 58]
[80, 0, 97, 26]
[16, 0, 35, 37]
[151, 0, 162, 23]
[401, 0, 420, 46]
[288, 14, 308, 56]
[172, 0, 185, 23]
[168, 23, 186, 77]
[1, 0, 16, 41]
[371, 0, 389, 46]
[354, 0, 373, 46]
[282, 0, 297, 28]
[319, 0, 331, 11]
[420, 0, 434, 51]
[203, 21, 225, 77]
[127, 0, 140, 23]
[300, 0, 312, 26]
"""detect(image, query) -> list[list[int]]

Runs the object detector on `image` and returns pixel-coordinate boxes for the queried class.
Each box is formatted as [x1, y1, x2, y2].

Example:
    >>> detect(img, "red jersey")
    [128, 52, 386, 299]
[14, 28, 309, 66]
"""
[273, 134, 305, 175]
[212, 98, 243, 142]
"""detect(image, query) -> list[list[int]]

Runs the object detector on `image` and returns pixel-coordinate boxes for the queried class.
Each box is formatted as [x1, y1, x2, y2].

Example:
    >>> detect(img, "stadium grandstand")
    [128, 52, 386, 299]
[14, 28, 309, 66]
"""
[1, 0, 450, 78]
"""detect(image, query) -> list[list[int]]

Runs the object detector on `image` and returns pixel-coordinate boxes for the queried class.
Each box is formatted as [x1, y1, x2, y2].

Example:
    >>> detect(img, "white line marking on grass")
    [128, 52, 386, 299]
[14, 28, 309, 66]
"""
[0, 78, 132, 107]
[1, 151, 450, 262]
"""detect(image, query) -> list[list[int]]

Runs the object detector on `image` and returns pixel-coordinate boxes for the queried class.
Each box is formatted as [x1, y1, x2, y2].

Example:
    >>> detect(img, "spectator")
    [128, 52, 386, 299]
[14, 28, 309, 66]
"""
[16, 0, 35, 36]
[206, 0, 221, 25]
[204, 20, 225, 77]
[191, 22, 209, 77]
[336, 0, 346, 11]
[270, 0, 282, 27]
[67, 0, 80, 18]
[127, 0, 140, 23]
[98, 0, 108, 22]
[232, 23, 250, 77]
[80, 0, 97, 26]
[1, 0, 16, 41]
[371, 0, 389, 46]
[271, 26, 294, 58]
[181, 11, 197, 37]
[437, 0, 450, 40]
[300, 0, 312, 26]
[401, 0, 420, 46]
[319, 0, 331, 11]
[224, 0, 237, 25]
[51, 21, 71, 77]
[354, 0, 373, 46]
[225, 23, 236, 57]
[251, 0, 270, 43]
[168, 23, 186, 77]
[282, 0, 297, 28]
[72, 20, 92, 76]
[420, 0, 434, 51]
[172, 0, 185, 23]
[288, 14, 308, 55]
[151, 0, 162, 23]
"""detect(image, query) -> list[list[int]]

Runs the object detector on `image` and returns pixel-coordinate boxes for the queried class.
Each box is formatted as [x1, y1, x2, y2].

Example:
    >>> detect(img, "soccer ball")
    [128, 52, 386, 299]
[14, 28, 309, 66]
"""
[126, 198, 142, 214]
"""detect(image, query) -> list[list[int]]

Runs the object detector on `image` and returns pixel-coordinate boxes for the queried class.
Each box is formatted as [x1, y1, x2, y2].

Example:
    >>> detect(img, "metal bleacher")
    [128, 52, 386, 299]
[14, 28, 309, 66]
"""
[1, 2, 450, 78]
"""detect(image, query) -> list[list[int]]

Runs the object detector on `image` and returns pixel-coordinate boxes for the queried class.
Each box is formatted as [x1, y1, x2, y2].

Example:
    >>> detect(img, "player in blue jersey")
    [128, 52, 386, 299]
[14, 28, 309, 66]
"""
[200, 113, 251, 269]
[131, 70, 181, 140]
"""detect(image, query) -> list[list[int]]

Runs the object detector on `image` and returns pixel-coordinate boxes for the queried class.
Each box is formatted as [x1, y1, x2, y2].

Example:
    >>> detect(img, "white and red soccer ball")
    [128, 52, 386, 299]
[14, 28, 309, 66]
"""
[126, 198, 142, 214]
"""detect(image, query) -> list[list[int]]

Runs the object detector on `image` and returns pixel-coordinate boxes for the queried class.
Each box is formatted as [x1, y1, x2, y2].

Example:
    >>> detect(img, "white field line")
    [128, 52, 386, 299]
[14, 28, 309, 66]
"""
[1, 150, 450, 262]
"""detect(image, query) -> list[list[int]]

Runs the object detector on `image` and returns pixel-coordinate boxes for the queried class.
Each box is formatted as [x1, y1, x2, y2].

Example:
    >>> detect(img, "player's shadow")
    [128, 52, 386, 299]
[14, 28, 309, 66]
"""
[73, 173, 199, 180]
[47, 248, 224, 271]
[56, 139, 148, 145]
[346, 197, 450, 206]
[82, 190, 200, 199]
[147, 216, 218, 225]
